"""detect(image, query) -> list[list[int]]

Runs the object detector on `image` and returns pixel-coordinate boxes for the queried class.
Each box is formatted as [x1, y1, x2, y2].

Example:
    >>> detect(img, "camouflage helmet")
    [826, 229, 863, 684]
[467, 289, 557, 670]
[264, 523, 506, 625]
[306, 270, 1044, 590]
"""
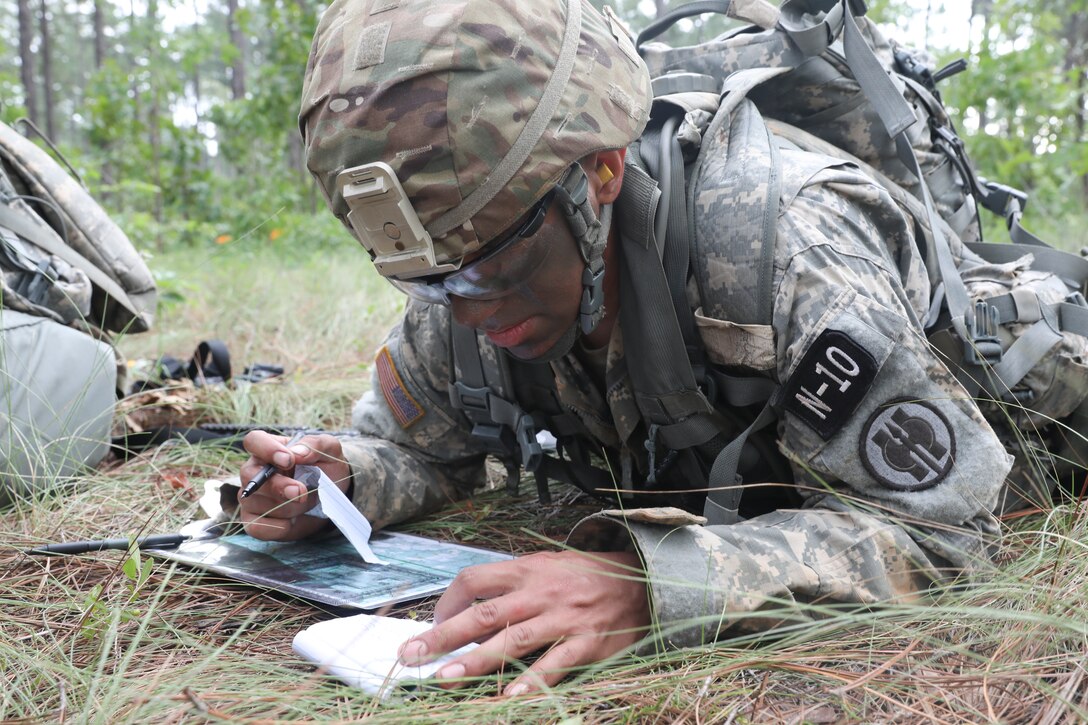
[299, 0, 652, 278]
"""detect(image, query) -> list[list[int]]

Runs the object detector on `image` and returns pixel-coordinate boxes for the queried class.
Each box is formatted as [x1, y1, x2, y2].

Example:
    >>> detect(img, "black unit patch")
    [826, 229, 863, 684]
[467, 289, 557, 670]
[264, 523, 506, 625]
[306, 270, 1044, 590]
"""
[860, 398, 955, 491]
[782, 329, 878, 440]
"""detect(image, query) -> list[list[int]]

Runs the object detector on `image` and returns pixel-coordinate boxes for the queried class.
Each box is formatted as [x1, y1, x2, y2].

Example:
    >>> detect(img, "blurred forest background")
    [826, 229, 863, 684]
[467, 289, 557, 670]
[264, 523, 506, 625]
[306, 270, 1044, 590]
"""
[0, 0, 1085, 258]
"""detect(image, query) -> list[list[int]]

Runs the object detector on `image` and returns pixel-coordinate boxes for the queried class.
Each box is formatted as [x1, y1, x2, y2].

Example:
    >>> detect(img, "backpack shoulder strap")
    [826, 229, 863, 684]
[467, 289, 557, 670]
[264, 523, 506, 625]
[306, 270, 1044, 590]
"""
[447, 321, 542, 482]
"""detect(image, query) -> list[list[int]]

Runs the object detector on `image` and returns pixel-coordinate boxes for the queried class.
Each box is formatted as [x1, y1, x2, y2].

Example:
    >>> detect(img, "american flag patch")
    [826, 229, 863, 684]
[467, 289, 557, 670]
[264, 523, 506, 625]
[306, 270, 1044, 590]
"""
[375, 346, 425, 428]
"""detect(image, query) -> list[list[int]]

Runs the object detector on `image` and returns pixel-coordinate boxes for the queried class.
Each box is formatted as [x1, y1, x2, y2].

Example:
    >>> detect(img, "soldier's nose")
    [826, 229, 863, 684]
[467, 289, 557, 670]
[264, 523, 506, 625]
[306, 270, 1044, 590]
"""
[449, 295, 504, 330]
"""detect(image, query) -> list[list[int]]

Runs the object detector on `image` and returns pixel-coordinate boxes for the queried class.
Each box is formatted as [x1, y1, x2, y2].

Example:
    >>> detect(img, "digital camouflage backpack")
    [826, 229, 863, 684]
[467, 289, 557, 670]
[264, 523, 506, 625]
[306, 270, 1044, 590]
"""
[631, 0, 1088, 516]
[0, 121, 157, 504]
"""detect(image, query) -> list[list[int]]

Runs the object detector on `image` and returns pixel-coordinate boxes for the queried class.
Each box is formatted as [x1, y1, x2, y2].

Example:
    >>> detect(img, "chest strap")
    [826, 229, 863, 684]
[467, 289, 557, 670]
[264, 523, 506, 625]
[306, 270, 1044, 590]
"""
[448, 321, 542, 479]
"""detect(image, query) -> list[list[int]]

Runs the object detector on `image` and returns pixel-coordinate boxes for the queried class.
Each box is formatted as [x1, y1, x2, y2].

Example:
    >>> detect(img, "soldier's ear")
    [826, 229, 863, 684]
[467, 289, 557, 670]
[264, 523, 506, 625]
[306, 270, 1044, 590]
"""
[589, 149, 625, 205]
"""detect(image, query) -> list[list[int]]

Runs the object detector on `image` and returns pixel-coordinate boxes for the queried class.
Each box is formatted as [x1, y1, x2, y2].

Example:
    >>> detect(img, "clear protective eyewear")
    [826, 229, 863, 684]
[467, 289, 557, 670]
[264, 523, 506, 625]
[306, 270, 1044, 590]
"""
[389, 189, 557, 306]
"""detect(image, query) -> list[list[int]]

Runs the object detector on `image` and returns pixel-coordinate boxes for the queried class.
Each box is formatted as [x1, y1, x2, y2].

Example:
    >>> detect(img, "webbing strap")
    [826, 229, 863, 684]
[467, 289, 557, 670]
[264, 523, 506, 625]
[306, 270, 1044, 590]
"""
[707, 369, 778, 407]
[779, 0, 846, 57]
[780, 0, 918, 139]
[449, 321, 490, 420]
[981, 315, 1063, 395]
[656, 414, 722, 451]
[449, 321, 543, 472]
[985, 293, 1088, 339]
[965, 242, 1088, 289]
[639, 114, 701, 361]
[703, 399, 777, 525]
[1057, 302, 1088, 338]
[955, 293, 1088, 398]
[840, 3, 918, 139]
[617, 166, 712, 426]
[894, 132, 972, 344]
[1006, 205, 1050, 247]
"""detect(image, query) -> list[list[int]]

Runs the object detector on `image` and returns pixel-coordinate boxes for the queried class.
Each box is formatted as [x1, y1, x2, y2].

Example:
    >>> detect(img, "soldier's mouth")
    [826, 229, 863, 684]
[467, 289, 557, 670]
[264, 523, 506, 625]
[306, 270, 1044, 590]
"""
[485, 318, 534, 348]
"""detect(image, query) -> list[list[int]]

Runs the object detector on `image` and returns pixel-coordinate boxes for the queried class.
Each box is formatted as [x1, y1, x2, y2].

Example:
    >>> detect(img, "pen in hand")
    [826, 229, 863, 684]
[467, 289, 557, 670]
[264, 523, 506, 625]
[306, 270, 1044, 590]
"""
[240, 430, 307, 499]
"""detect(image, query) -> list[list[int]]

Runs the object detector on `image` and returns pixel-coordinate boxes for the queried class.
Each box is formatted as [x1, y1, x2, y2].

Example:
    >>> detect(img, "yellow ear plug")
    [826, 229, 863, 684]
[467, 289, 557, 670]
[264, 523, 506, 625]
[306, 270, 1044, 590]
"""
[596, 163, 614, 185]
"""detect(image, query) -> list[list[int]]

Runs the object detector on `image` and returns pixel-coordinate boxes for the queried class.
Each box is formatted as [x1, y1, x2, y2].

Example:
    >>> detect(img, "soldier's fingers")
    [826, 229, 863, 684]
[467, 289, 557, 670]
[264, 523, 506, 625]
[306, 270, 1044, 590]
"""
[242, 430, 297, 466]
[239, 507, 296, 539]
[400, 589, 539, 667]
[501, 638, 592, 696]
[237, 471, 315, 509]
[432, 561, 519, 625]
[237, 475, 315, 518]
[240, 506, 328, 541]
[428, 610, 573, 689]
[288, 434, 344, 465]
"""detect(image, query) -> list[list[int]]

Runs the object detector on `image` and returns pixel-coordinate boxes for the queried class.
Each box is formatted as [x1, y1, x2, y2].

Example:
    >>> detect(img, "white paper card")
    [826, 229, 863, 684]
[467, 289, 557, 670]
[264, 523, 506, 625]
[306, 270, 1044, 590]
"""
[294, 465, 384, 565]
[292, 613, 475, 697]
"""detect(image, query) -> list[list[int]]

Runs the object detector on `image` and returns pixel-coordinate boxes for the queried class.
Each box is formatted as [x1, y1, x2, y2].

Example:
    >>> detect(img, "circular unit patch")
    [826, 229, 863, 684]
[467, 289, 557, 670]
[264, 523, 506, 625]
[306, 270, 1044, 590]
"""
[860, 399, 955, 491]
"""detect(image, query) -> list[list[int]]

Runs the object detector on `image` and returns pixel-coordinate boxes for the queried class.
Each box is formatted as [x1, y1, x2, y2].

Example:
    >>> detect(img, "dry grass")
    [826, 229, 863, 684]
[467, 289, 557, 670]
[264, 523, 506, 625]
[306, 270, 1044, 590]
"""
[5, 243, 1088, 722]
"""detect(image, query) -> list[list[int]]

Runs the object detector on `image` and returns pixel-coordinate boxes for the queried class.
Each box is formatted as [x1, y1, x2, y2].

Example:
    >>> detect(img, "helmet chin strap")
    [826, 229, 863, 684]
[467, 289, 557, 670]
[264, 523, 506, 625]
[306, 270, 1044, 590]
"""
[512, 165, 612, 365]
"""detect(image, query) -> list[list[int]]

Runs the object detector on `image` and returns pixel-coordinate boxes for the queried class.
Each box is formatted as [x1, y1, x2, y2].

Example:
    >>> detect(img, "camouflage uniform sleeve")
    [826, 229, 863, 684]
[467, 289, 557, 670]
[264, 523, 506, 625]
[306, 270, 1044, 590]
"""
[343, 299, 488, 530]
[570, 163, 1009, 648]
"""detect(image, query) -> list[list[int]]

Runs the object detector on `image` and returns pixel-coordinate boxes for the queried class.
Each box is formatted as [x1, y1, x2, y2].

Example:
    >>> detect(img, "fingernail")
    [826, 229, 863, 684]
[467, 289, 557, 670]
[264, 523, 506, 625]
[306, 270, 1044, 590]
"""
[399, 640, 428, 665]
[437, 663, 465, 680]
[290, 444, 308, 456]
[283, 483, 304, 501]
[505, 683, 528, 697]
[273, 452, 291, 468]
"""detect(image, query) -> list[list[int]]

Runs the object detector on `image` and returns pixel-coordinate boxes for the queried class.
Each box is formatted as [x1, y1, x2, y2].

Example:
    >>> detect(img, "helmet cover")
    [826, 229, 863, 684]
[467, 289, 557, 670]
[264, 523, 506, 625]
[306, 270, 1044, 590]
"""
[300, 0, 652, 270]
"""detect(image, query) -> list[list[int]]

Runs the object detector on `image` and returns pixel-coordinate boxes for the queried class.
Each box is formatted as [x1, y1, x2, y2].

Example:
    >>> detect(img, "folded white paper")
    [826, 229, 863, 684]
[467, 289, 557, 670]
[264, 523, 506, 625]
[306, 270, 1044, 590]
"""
[294, 465, 384, 565]
[292, 613, 476, 697]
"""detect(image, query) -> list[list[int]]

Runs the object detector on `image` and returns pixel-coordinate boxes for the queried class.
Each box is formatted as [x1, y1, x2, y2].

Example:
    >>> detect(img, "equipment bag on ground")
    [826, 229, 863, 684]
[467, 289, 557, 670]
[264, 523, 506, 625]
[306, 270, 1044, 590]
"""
[0, 121, 157, 504]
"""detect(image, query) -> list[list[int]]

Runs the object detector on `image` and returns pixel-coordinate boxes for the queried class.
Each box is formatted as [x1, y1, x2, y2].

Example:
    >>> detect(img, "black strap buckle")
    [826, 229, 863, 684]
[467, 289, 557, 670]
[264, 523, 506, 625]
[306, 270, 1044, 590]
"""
[515, 413, 543, 472]
[978, 178, 1029, 220]
[579, 264, 606, 333]
[449, 381, 491, 414]
[965, 300, 1003, 365]
[894, 48, 936, 92]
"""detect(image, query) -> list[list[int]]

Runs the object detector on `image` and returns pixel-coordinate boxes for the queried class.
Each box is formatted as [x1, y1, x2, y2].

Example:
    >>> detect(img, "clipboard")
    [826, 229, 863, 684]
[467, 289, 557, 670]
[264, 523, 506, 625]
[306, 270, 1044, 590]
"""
[150, 530, 512, 610]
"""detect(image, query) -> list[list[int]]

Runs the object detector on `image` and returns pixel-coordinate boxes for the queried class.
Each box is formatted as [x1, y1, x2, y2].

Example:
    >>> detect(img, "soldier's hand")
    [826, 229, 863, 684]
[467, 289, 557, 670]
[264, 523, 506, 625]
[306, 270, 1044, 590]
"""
[237, 430, 352, 541]
[397, 550, 650, 694]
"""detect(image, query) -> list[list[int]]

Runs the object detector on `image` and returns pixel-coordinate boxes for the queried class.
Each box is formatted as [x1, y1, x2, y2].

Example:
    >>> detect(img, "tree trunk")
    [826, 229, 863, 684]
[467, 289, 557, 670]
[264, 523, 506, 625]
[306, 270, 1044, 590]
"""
[146, 0, 163, 227]
[38, 0, 56, 141]
[17, 0, 38, 125]
[227, 0, 246, 100]
[93, 0, 106, 69]
[1064, 8, 1088, 207]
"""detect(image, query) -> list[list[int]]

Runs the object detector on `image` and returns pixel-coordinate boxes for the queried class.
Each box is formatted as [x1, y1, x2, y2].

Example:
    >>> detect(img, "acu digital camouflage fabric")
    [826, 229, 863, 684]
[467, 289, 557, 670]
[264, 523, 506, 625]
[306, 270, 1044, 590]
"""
[306, 0, 1010, 651]
[300, 0, 652, 268]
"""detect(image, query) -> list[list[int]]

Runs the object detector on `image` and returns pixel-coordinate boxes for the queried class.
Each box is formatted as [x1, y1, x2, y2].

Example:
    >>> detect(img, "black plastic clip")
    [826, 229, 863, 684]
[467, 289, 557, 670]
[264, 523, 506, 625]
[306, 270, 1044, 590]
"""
[978, 178, 1029, 221]
[965, 300, 1003, 366]
[580, 264, 606, 333]
[449, 381, 491, 413]
[514, 413, 543, 473]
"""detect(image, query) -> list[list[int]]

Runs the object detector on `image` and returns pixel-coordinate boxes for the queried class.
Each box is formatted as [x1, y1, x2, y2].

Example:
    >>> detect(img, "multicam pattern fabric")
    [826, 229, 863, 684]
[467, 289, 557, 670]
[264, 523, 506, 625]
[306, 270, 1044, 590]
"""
[300, 0, 652, 267]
